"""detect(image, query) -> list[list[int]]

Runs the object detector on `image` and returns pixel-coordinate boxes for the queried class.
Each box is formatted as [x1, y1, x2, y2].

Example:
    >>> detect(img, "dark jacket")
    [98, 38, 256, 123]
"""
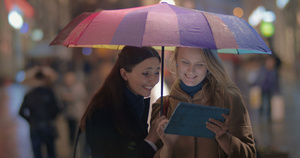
[85, 98, 156, 158]
[19, 86, 60, 127]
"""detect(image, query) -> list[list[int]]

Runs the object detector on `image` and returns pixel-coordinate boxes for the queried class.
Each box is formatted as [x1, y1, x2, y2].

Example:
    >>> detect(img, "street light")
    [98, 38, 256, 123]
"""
[276, 0, 290, 9]
[8, 10, 24, 29]
[248, 6, 266, 27]
[263, 11, 276, 23]
[248, 6, 276, 27]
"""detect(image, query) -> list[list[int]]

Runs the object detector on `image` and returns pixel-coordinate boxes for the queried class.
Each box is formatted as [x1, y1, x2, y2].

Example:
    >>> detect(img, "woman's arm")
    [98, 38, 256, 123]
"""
[156, 119, 179, 158]
[85, 108, 156, 158]
[224, 95, 256, 158]
[206, 113, 232, 155]
[151, 97, 180, 158]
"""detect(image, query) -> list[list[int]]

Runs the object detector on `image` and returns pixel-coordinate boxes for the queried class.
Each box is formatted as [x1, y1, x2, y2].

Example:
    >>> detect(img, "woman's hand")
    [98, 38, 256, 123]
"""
[206, 113, 231, 155]
[157, 119, 179, 158]
[157, 119, 179, 148]
[146, 115, 166, 143]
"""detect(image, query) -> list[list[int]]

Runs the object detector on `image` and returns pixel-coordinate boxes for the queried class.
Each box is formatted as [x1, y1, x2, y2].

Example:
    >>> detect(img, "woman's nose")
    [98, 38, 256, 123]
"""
[149, 75, 159, 84]
[187, 64, 196, 72]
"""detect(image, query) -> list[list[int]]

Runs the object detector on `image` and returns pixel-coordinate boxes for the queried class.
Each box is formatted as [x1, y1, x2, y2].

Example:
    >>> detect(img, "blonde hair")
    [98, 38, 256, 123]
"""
[169, 47, 242, 103]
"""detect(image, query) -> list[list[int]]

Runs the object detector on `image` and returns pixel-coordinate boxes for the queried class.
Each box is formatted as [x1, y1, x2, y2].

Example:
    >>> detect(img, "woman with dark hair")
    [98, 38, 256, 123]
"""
[80, 46, 165, 158]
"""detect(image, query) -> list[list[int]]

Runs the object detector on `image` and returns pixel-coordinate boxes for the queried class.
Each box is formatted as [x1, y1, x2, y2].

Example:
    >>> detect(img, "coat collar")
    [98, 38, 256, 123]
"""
[170, 79, 205, 102]
[125, 97, 150, 136]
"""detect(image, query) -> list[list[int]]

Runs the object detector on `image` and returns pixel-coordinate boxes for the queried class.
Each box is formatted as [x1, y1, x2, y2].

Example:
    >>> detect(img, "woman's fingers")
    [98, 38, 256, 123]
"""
[151, 115, 166, 131]
[208, 114, 230, 130]
[157, 119, 168, 136]
[222, 113, 230, 125]
[206, 114, 230, 139]
[159, 119, 168, 129]
[208, 119, 228, 130]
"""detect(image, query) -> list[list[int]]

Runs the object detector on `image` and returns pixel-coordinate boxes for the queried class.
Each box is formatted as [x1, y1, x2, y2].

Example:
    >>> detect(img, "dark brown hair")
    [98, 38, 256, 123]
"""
[80, 46, 161, 134]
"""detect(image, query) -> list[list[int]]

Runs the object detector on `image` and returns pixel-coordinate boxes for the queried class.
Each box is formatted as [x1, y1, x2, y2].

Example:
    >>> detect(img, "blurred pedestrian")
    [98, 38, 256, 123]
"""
[255, 55, 280, 119]
[151, 47, 256, 158]
[79, 46, 165, 158]
[19, 70, 60, 158]
[59, 71, 87, 146]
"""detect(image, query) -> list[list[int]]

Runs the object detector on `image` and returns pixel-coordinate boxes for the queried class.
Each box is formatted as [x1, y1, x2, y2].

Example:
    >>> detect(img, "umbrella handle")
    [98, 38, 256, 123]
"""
[160, 46, 165, 116]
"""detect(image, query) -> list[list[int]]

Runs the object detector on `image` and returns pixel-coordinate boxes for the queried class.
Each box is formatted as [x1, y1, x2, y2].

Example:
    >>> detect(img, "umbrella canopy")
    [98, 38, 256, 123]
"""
[50, 3, 272, 115]
[50, 2, 271, 55]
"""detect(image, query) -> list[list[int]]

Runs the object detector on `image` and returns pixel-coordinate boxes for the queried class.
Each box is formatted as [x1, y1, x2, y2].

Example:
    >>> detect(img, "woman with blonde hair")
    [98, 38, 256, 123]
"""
[151, 47, 256, 158]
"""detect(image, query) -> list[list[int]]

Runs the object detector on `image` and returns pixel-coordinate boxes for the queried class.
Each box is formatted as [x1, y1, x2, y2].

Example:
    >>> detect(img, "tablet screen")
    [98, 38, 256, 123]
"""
[164, 102, 230, 138]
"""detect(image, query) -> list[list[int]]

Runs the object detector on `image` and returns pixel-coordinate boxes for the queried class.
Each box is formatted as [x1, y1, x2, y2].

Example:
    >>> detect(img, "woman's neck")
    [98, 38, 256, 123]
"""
[180, 80, 203, 97]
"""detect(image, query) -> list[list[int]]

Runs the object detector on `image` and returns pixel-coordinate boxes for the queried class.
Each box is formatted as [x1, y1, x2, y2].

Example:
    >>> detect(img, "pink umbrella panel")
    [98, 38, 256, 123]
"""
[50, 2, 271, 55]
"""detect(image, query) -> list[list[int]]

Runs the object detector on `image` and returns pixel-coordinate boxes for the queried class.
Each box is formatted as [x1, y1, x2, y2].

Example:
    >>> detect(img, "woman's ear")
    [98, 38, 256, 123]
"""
[120, 68, 128, 81]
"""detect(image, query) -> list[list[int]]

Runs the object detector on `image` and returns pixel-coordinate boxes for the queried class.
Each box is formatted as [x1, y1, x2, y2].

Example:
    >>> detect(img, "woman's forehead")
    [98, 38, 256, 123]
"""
[177, 48, 205, 61]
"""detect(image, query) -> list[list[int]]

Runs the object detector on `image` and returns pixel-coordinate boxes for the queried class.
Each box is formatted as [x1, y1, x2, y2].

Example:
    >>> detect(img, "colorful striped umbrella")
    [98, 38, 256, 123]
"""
[50, 2, 271, 55]
[50, 3, 271, 114]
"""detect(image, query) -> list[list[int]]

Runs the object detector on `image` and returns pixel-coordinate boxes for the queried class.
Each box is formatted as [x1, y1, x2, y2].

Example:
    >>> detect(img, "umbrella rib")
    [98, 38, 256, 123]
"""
[74, 13, 100, 46]
[140, 12, 149, 47]
[201, 13, 216, 49]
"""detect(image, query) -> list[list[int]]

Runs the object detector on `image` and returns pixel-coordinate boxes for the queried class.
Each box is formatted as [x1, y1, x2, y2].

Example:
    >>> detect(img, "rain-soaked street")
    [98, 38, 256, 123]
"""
[0, 67, 299, 158]
[249, 68, 300, 158]
[1, 0, 300, 158]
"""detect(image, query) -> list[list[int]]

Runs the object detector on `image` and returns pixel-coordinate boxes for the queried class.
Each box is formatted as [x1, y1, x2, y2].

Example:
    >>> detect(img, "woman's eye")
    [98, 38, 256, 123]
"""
[182, 61, 189, 65]
[142, 72, 149, 76]
[196, 64, 204, 67]
[155, 71, 160, 75]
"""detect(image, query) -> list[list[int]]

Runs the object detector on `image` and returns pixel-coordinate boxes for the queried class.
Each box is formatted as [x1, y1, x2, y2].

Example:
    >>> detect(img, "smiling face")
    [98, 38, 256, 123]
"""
[120, 57, 160, 97]
[176, 47, 208, 86]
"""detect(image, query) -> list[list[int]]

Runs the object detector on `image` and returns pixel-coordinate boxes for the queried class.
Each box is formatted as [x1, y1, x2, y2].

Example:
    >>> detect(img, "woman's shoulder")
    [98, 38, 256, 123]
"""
[90, 106, 112, 120]
[86, 106, 115, 130]
[153, 96, 170, 105]
[223, 88, 246, 110]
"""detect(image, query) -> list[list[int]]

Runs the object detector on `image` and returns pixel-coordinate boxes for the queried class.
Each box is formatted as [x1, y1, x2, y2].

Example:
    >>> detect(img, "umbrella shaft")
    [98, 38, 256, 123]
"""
[160, 46, 164, 116]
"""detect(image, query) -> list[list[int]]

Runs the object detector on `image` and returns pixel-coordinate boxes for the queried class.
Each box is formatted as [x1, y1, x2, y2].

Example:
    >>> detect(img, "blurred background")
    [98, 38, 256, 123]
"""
[0, 0, 299, 158]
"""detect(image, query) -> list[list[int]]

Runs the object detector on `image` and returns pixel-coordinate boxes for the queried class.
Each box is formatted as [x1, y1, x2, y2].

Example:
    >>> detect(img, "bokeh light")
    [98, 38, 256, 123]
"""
[31, 29, 44, 41]
[260, 21, 275, 37]
[233, 7, 244, 18]
[297, 12, 300, 26]
[8, 10, 24, 29]
[20, 23, 29, 34]
[15, 71, 25, 83]
[263, 11, 276, 23]
[82, 48, 92, 56]
[276, 0, 290, 9]
[159, 0, 175, 5]
[248, 6, 266, 27]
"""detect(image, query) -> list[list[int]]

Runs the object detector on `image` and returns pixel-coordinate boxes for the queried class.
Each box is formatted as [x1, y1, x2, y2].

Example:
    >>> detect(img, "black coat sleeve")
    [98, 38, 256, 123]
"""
[19, 94, 30, 122]
[85, 108, 156, 158]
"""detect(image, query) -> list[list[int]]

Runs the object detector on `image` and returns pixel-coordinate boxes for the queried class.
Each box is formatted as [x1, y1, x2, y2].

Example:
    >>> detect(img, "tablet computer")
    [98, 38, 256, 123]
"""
[164, 102, 230, 138]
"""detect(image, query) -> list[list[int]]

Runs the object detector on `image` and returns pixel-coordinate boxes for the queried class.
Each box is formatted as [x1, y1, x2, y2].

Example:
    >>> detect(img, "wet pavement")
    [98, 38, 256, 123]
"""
[0, 68, 299, 158]
[248, 69, 300, 158]
[0, 84, 72, 158]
